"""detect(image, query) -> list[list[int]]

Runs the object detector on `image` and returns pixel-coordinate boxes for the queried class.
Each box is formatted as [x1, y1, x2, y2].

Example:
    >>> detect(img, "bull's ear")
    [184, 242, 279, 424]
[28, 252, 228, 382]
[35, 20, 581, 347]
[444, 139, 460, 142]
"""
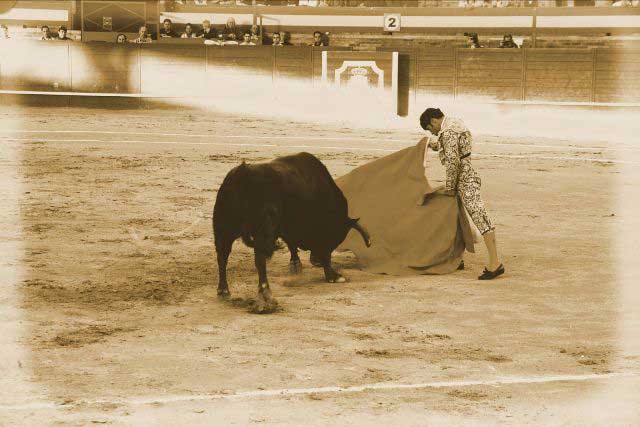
[349, 217, 360, 225]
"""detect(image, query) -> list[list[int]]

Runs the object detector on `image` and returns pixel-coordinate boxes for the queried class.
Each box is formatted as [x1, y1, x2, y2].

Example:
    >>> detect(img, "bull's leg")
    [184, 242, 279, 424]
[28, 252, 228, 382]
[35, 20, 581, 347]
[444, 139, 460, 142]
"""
[319, 250, 346, 284]
[309, 251, 323, 267]
[252, 249, 278, 314]
[287, 242, 302, 275]
[215, 235, 233, 299]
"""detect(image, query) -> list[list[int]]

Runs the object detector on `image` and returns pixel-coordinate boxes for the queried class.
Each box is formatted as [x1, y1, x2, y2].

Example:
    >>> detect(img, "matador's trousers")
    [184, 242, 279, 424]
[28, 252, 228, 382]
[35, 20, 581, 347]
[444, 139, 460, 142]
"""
[456, 159, 494, 235]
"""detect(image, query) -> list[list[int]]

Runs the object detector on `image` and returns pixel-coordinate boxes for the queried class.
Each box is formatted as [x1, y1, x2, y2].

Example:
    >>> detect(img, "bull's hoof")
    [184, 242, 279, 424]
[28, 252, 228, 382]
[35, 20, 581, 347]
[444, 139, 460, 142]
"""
[217, 288, 231, 300]
[289, 260, 303, 275]
[327, 275, 347, 284]
[250, 294, 279, 314]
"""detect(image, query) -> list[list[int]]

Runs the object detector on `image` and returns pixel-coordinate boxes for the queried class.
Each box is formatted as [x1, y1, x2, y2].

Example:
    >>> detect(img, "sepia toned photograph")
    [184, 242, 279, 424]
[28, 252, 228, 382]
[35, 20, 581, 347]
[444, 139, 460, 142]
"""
[0, 0, 638, 425]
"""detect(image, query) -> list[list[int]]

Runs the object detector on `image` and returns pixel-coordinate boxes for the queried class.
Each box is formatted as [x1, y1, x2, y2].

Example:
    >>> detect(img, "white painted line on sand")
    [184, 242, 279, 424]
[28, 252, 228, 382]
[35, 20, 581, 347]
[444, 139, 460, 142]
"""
[1, 137, 634, 164]
[1, 129, 638, 152]
[0, 372, 636, 411]
[0, 129, 410, 143]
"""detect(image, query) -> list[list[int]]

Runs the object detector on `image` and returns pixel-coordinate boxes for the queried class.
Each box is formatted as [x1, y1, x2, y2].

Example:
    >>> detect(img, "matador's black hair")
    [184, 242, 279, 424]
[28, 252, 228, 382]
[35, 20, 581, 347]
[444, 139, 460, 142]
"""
[420, 108, 444, 130]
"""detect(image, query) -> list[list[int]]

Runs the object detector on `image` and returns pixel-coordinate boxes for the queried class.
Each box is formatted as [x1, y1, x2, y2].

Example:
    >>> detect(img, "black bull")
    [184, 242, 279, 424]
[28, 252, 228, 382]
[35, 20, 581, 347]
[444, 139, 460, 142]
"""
[213, 152, 371, 313]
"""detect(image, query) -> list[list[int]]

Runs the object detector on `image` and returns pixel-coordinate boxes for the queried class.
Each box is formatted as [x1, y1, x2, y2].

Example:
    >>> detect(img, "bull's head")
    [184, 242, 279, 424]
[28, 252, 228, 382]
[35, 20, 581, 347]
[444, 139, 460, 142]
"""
[349, 218, 371, 248]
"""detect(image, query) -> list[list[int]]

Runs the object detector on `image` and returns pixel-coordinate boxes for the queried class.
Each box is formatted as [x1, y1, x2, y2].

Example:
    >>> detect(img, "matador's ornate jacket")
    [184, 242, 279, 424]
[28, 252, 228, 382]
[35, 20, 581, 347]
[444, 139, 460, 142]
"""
[427, 117, 494, 235]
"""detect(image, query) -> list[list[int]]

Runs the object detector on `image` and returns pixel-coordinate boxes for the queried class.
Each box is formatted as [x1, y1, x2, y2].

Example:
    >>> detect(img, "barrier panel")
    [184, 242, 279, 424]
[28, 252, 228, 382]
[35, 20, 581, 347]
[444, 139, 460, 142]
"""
[524, 49, 593, 102]
[0, 41, 638, 109]
[594, 49, 640, 104]
[415, 47, 455, 98]
[456, 49, 523, 101]
[70, 43, 140, 94]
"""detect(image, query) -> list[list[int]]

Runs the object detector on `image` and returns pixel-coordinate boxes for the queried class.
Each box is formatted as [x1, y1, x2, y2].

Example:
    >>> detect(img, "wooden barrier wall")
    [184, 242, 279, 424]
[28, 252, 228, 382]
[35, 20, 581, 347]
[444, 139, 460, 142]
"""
[594, 49, 640, 104]
[0, 41, 639, 105]
[413, 46, 640, 103]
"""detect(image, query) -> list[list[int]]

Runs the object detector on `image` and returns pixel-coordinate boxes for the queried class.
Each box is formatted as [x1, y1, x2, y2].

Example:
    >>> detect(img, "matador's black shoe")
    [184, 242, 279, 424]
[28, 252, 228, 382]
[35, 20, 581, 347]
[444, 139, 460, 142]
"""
[478, 264, 505, 280]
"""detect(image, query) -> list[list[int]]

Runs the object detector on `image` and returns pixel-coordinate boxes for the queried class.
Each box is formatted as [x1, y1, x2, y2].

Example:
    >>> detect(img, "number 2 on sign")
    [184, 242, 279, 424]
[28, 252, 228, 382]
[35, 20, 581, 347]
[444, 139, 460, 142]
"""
[384, 14, 401, 32]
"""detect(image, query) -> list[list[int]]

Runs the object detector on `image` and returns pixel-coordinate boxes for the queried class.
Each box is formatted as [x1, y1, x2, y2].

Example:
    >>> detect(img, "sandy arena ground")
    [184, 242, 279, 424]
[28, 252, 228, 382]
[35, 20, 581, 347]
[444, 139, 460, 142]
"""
[0, 106, 639, 425]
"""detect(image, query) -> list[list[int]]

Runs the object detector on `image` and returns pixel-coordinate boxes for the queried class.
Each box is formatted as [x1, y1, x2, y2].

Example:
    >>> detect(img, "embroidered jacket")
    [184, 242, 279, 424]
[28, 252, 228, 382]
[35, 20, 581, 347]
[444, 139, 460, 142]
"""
[427, 117, 473, 192]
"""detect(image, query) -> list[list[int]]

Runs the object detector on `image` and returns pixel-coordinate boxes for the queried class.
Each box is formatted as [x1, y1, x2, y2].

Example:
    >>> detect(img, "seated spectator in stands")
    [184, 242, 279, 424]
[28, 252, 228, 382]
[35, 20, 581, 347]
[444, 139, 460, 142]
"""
[221, 18, 240, 42]
[116, 33, 128, 43]
[57, 26, 72, 41]
[181, 23, 197, 38]
[41, 25, 54, 40]
[197, 19, 217, 39]
[134, 25, 153, 43]
[1, 25, 9, 39]
[250, 24, 261, 44]
[311, 30, 328, 46]
[271, 32, 284, 46]
[240, 33, 256, 45]
[500, 34, 519, 48]
[160, 18, 178, 38]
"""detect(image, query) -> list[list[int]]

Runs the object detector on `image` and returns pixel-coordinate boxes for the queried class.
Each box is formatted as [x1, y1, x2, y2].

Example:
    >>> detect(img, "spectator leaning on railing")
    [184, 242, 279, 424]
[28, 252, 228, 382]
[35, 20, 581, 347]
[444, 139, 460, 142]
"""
[240, 33, 256, 45]
[41, 25, 54, 40]
[57, 26, 72, 41]
[271, 32, 284, 46]
[311, 30, 328, 46]
[116, 33, 128, 43]
[250, 24, 261, 44]
[220, 18, 239, 42]
[160, 18, 179, 38]
[181, 23, 198, 38]
[500, 34, 519, 48]
[464, 32, 482, 48]
[134, 25, 153, 43]
[221, 18, 240, 42]
[197, 19, 217, 39]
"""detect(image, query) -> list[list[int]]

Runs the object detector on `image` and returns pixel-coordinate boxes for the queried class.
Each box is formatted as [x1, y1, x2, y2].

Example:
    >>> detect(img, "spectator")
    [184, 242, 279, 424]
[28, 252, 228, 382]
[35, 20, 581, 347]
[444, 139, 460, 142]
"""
[240, 32, 256, 45]
[57, 26, 72, 41]
[465, 32, 482, 48]
[197, 19, 217, 39]
[311, 30, 327, 46]
[250, 24, 261, 44]
[181, 23, 197, 38]
[281, 31, 292, 44]
[500, 34, 519, 48]
[221, 18, 239, 42]
[116, 33, 128, 43]
[41, 25, 54, 40]
[271, 32, 284, 46]
[133, 25, 153, 43]
[160, 18, 178, 38]
[1, 25, 9, 39]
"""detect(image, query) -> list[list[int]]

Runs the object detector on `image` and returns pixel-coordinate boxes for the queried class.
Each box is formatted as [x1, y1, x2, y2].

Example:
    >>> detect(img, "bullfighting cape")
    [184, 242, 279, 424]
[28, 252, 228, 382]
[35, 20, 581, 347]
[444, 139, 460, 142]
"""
[336, 138, 475, 275]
